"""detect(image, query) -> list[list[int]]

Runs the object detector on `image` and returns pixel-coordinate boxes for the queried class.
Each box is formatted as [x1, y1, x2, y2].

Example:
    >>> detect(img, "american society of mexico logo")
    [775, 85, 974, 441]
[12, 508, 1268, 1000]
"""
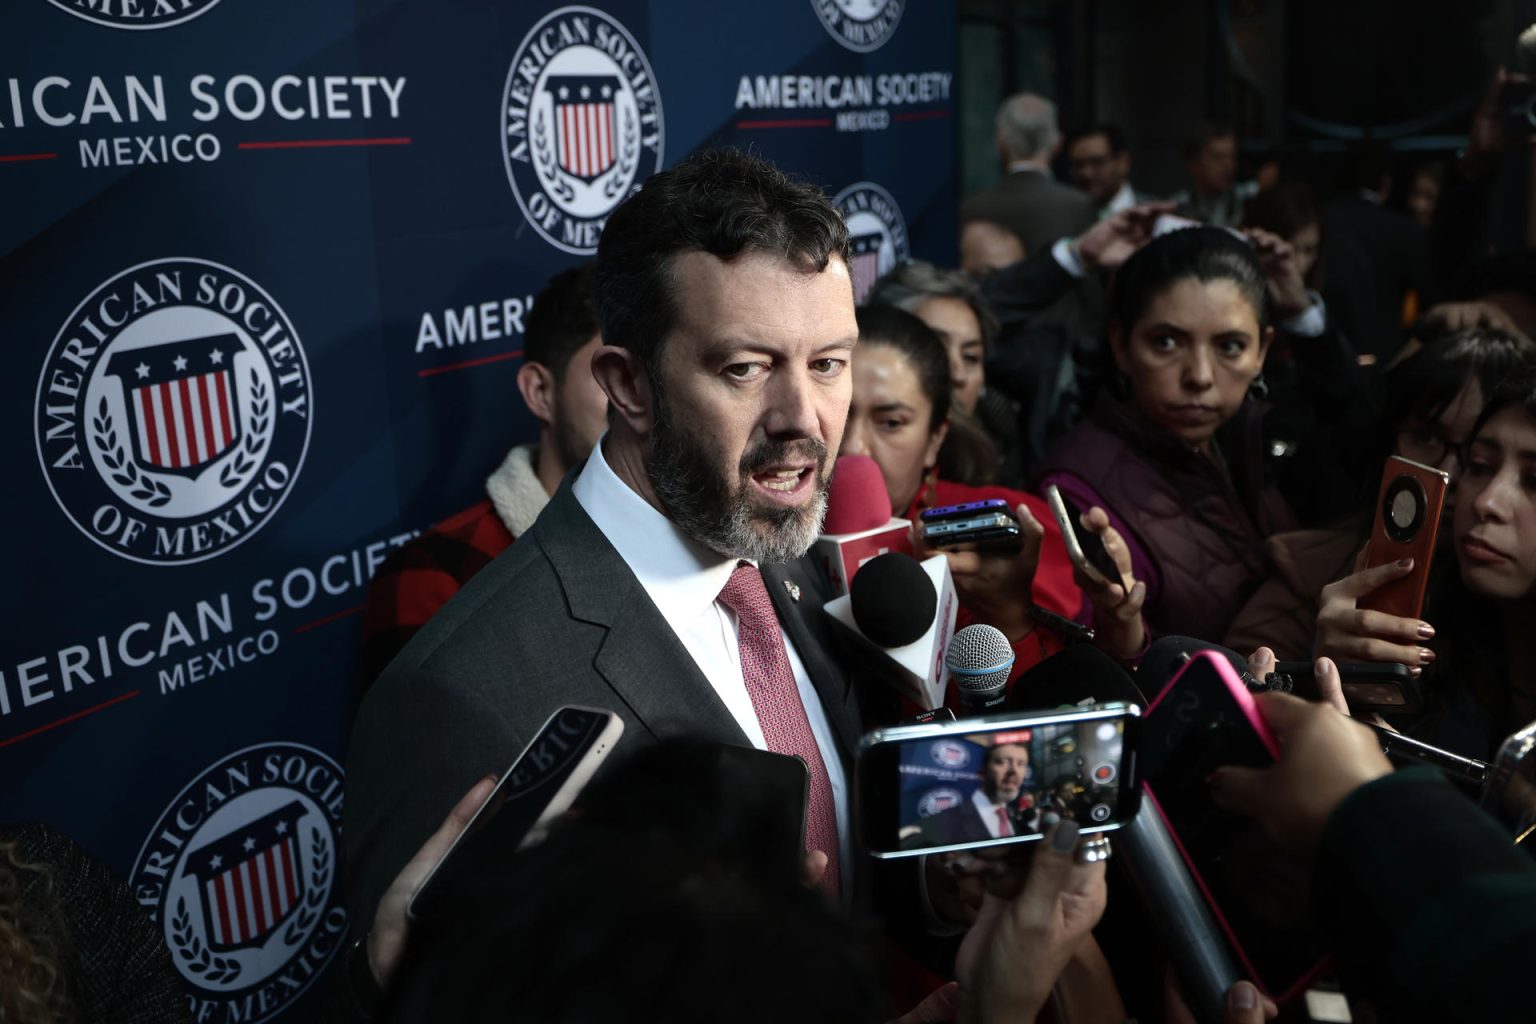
[833, 181, 910, 303]
[46, 0, 225, 30]
[501, 5, 665, 255]
[34, 258, 311, 566]
[129, 743, 346, 1022]
[812, 0, 904, 53]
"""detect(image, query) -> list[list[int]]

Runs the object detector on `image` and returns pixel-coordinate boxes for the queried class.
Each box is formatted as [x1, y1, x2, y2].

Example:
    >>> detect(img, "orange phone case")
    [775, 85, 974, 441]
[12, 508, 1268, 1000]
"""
[1359, 456, 1450, 620]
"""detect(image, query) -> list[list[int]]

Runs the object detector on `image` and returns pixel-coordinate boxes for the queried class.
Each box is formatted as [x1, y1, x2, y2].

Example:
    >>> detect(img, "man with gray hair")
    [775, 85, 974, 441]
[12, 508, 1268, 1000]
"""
[960, 92, 1095, 256]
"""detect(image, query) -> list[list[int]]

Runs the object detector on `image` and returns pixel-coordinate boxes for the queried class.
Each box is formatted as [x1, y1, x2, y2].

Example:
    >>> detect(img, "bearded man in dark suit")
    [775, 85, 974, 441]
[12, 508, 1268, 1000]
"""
[343, 149, 865, 927]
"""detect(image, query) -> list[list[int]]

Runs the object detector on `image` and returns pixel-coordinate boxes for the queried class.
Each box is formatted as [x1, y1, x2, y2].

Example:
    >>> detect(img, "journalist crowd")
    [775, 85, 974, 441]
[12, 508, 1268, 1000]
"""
[13, 65, 1536, 1024]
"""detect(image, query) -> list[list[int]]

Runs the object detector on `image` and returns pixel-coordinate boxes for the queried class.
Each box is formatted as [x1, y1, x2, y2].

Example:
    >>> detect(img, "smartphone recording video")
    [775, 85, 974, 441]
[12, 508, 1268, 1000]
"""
[856, 704, 1141, 859]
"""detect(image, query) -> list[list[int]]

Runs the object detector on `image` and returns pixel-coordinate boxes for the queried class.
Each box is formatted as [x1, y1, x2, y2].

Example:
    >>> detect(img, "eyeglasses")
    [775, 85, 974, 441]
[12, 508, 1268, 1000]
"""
[1395, 426, 1470, 470]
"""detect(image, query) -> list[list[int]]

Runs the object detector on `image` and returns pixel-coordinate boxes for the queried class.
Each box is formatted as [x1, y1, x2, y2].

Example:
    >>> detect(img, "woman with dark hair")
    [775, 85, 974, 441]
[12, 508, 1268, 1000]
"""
[1315, 357, 1536, 758]
[867, 262, 1026, 486]
[1226, 326, 1533, 659]
[1037, 226, 1291, 642]
[842, 305, 1146, 682]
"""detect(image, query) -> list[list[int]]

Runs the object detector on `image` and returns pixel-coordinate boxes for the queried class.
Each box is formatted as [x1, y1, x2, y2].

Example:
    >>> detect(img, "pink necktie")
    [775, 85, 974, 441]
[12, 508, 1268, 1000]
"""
[996, 806, 1013, 838]
[718, 563, 841, 896]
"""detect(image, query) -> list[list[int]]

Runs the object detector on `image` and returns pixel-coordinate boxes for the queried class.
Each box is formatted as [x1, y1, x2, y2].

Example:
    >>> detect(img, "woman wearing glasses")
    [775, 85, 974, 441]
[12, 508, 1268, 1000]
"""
[1226, 327, 1532, 661]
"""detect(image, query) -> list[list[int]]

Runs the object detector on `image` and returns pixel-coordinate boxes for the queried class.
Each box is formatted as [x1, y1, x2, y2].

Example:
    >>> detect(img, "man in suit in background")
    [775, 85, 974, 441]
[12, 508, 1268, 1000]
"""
[916, 742, 1037, 846]
[343, 148, 863, 930]
[961, 93, 1095, 256]
[1065, 123, 1154, 216]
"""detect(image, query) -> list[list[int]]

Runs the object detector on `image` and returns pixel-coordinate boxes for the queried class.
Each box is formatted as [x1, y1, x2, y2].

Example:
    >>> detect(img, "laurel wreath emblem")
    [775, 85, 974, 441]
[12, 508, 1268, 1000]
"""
[282, 829, 331, 946]
[93, 397, 172, 507]
[172, 896, 242, 985]
[533, 108, 577, 202]
[219, 369, 268, 490]
[602, 107, 639, 200]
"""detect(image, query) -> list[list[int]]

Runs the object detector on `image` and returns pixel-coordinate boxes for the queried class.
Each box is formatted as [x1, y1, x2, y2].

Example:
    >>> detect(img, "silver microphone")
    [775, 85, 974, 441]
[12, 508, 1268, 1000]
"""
[945, 624, 1014, 715]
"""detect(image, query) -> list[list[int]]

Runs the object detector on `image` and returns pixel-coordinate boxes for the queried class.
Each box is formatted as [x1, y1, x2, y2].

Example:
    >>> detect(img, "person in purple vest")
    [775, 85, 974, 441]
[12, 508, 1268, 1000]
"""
[1037, 227, 1294, 643]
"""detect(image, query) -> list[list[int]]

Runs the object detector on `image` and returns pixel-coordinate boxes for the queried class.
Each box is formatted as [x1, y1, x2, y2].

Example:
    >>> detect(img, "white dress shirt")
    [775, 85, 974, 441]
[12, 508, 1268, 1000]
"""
[572, 438, 851, 885]
[971, 788, 1010, 838]
[1104, 181, 1139, 215]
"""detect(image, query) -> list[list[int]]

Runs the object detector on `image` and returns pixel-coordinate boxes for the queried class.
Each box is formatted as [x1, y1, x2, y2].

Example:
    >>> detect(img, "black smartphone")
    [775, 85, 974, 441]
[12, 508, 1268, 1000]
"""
[856, 703, 1141, 859]
[407, 706, 624, 922]
[711, 745, 810, 872]
[921, 510, 1024, 553]
[920, 498, 1011, 523]
[1143, 653, 1329, 1004]
[1269, 660, 1420, 715]
[1044, 485, 1129, 592]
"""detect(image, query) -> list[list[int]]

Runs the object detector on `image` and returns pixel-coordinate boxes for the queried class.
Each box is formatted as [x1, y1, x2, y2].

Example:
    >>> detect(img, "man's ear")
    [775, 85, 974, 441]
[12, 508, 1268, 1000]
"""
[590, 344, 656, 435]
[515, 361, 557, 428]
[1108, 321, 1132, 375]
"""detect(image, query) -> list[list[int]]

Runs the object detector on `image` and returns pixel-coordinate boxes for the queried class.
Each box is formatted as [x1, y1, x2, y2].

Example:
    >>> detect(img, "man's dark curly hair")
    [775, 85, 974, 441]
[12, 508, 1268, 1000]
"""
[595, 148, 852, 373]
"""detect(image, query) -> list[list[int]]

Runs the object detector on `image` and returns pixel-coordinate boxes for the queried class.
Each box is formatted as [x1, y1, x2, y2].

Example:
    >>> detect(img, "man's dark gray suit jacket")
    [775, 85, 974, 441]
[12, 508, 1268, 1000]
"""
[342, 478, 864, 927]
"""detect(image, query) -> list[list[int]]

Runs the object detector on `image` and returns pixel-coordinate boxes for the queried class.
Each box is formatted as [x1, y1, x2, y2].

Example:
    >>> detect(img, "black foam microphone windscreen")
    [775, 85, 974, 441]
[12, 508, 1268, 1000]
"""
[849, 552, 936, 648]
[1005, 642, 1147, 711]
[1137, 636, 1258, 703]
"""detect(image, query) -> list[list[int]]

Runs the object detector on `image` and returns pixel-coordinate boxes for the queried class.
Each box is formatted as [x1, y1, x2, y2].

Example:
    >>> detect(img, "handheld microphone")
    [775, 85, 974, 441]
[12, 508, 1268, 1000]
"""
[813, 455, 913, 596]
[946, 624, 1015, 715]
[823, 552, 958, 708]
[1138, 636, 1260, 698]
[1006, 642, 1147, 711]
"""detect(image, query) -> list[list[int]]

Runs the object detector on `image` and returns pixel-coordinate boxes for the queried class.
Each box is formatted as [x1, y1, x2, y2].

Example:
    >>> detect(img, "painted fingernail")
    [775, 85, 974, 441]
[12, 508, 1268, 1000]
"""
[1051, 820, 1081, 853]
[1230, 982, 1258, 1010]
[1419, 648, 1436, 665]
[1417, 623, 1436, 639]
[1409, 666, 1423, 677]
[1396, 558, 1414, 569]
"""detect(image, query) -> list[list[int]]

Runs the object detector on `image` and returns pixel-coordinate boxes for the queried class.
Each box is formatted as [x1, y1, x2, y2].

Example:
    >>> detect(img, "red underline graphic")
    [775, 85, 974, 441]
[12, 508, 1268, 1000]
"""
[0, 152, 58, 163]
[736, 118, 834, 129]
[293, 604, 367, 634]
[892, 109, 953, 122]
[0, 690, 142, 750]
[416, 349, 523, 378]
[238, 137, 413, 150]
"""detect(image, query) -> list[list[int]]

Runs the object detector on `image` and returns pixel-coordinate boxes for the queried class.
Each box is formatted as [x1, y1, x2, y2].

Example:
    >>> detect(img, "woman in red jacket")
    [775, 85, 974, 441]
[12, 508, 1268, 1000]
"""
[842, 305, 1146, 690]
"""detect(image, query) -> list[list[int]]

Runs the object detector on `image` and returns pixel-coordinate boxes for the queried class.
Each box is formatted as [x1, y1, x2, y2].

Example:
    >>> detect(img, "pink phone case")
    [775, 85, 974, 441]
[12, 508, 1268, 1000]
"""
[1143, 652, 1331, 1005]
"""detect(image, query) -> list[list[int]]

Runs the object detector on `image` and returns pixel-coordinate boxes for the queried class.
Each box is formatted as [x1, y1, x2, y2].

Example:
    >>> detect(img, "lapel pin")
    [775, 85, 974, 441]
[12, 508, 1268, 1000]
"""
[783, 579, 801, 602]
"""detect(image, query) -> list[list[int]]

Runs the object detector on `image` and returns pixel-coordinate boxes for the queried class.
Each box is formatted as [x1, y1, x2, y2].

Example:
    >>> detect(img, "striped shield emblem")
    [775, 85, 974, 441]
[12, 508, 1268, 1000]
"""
[545, 74, 620, 182]
[185, 801, 307, 953]
[105, 334, 242, 479]
[849, 232, 885, 303]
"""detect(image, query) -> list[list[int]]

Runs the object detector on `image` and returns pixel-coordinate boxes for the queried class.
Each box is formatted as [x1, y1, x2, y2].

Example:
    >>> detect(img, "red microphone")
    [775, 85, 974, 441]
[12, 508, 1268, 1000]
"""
[812, 455, 913, 595]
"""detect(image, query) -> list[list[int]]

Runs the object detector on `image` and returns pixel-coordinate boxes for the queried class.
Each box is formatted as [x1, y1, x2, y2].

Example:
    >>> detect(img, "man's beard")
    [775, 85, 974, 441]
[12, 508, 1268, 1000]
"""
[647, 396, 829, 564]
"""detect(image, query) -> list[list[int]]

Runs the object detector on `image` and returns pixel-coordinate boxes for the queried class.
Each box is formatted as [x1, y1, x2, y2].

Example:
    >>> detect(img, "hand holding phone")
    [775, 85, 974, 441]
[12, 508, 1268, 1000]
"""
[916, 501, 1045, 641]
[1044, 485, 1129, 593]
[407, 706, 623, 922]
[1359, 456, 1449, 620]
[921, 499, 1024, 554]
[856, 704, 1141, 859]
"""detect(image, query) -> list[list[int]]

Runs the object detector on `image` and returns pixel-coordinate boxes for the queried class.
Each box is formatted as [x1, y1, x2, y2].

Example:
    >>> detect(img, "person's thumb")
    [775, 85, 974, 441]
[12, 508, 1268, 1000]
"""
[1014, 819, 1080, 921]
[1224, 981, 1272, 1023]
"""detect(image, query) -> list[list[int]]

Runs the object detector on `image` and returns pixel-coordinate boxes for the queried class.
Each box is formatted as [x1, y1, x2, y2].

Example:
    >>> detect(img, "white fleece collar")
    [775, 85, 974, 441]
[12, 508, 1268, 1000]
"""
[484, 444, 549, 538]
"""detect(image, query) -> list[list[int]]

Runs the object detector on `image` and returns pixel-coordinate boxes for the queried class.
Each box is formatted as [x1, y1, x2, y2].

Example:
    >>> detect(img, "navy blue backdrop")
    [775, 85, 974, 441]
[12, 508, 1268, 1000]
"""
[1, 1, 956, 1019]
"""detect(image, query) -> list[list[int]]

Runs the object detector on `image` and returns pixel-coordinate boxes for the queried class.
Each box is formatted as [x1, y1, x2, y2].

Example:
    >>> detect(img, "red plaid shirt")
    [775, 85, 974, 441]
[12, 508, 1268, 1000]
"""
[359, 499, 515, 685]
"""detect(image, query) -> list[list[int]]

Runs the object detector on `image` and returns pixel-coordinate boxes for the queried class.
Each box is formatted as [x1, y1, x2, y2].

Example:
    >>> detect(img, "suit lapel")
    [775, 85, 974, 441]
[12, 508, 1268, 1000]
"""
[532, 482, 749, 747]
[761, 560, 859, 760]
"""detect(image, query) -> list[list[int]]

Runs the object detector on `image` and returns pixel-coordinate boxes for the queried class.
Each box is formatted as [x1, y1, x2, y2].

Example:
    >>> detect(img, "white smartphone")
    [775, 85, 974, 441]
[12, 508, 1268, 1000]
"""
[406, 705, 624, 921]
[1044, 484, 1128, 592]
